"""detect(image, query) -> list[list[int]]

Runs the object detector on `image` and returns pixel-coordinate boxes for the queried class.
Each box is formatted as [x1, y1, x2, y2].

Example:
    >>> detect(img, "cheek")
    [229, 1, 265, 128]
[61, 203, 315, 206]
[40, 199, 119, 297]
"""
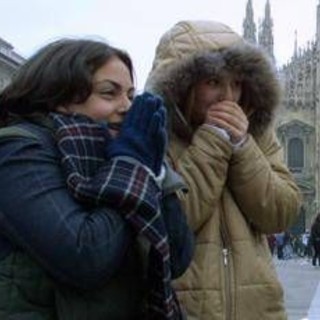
[190, 90, 214, 127]
[235, 90, 242, 103]
[196, 87, 219, 107]
[190, 103, 208, 128]
[88, 102, 116, 121]
[194, 91, 208, 108]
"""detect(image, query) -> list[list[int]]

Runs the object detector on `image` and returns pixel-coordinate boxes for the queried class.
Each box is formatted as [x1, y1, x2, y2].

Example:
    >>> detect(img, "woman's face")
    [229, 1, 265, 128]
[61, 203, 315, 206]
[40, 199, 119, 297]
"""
[190, 76, 242, 127]
[61, 56, 134, 136]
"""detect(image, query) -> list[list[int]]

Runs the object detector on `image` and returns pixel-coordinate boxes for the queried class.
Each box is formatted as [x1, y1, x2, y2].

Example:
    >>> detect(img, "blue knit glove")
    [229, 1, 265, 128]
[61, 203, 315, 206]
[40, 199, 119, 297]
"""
[106, 92, 167, 176]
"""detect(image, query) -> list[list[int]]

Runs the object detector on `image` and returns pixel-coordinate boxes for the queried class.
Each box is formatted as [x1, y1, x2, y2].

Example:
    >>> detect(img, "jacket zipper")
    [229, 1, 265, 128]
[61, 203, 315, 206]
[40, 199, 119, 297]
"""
[220, 211, 233, 320]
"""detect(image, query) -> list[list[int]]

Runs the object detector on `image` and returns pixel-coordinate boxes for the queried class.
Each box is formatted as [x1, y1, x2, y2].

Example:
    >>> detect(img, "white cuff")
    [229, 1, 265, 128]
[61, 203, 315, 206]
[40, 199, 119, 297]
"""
[232, 135, 248, 150]
[203, 124, 230, 141]
[203, 124, 247, 150]
[143, 164, 166, 188]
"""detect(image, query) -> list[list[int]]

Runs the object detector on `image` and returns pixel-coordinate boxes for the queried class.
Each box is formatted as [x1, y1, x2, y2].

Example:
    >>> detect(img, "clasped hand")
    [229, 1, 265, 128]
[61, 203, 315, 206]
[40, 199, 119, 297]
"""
[205, 100, 249, 143]
[106, 92, 167, 176]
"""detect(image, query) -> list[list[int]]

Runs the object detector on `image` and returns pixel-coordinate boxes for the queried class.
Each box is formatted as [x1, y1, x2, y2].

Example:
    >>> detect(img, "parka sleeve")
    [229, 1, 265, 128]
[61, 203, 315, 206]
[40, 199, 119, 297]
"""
[171, 126, 233, 232]
[227, 128, 301, 233]
[0, 134, 160, 289]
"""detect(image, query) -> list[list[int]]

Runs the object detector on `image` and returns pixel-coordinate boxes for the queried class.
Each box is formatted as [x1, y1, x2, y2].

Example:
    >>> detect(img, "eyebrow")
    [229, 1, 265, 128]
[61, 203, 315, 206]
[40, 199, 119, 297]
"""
[95, 79, 120, 89]
[95, 79, 134, 92]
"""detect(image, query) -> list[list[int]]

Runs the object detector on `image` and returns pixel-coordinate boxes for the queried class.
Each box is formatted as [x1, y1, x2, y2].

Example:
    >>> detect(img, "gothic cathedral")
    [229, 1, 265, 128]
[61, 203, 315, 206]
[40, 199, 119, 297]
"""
[243, 0, 320, 232]
[0, 38, 24, 91]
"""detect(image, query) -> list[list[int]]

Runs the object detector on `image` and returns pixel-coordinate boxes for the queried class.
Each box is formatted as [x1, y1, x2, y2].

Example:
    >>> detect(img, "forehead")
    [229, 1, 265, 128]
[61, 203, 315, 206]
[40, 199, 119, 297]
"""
[93, 56, 133, 87]
[197, 74, 241, 88]
[211, 69, 242, 82]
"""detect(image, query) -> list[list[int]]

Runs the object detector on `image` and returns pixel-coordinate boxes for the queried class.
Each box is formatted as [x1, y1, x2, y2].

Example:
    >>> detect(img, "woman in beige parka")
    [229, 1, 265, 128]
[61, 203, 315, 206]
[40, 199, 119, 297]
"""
[145, 20, 301, 320]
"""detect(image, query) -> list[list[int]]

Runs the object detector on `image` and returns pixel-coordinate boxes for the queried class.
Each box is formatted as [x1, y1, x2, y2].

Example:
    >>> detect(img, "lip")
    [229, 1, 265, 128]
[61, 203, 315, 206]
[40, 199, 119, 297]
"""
[108, 122, 122, 137]
[108, 122, 122, 130]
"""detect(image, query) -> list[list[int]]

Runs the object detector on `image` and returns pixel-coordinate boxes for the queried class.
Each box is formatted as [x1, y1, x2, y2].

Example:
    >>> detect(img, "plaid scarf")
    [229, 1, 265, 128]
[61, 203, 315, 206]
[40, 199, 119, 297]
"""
[50, 112, 183, 320]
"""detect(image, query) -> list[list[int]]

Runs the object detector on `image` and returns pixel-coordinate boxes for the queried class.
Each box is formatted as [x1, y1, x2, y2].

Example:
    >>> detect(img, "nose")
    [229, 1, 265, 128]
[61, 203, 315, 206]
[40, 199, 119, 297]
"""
[118, 95, 131, 114]
[221, 84, 234, 101]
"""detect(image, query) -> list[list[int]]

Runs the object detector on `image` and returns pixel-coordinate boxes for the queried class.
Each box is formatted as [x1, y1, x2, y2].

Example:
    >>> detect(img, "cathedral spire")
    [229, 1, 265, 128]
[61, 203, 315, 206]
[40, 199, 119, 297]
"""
[294, 30, 298, 57]
[258, 0, 275, 61]
[317, 0, 320, 50]
[243, 0, 256, 44]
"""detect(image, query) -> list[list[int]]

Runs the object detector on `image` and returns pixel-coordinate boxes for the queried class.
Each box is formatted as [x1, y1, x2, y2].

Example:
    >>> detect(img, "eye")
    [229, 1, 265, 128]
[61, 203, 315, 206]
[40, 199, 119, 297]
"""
[100, 88, 115, 95]
[98, 89, 116, 100]
[206, 78, 219, 87]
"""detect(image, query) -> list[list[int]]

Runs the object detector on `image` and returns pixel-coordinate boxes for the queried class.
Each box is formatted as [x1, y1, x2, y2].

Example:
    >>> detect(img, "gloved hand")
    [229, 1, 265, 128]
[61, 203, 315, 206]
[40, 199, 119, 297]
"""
[106, 92, 167, 176]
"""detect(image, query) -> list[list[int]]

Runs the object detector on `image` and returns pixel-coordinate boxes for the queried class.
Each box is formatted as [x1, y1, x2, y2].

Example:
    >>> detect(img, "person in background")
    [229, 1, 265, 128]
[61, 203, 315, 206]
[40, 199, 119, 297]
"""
[310, 213, 320, 267]
[302, 229, 312, 258]
[275, 232, 285, 260]
[145, 20, 301, 320]
[282, 231, 294, 260]
[267, 234, 276, 256]
[0, 38, 193, 319]
[291, 233, 304, 257]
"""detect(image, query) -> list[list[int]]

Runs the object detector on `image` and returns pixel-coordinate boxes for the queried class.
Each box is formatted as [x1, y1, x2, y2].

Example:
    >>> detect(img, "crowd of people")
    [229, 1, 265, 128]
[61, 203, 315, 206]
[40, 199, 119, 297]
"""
[0, 20, 302, 320]
[267, 216, 320, 267]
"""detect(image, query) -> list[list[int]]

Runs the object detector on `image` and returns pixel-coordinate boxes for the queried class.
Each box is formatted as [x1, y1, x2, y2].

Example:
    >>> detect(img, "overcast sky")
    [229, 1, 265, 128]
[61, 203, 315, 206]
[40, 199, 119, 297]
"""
[1, 0, 319, 88]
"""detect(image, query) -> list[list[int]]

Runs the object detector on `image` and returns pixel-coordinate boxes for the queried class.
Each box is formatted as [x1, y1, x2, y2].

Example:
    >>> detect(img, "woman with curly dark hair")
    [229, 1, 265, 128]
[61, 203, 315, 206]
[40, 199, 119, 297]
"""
[0, 38, 193, 319]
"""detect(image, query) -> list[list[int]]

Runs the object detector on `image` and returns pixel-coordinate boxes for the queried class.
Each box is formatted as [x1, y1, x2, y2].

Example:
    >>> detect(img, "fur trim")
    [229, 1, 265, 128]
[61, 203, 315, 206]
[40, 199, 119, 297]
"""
[146, 44, 281, 137]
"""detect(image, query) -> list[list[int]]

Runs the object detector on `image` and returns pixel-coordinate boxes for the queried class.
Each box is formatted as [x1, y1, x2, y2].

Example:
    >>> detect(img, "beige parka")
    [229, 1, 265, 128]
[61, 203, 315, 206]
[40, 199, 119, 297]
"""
[145, 21, 301, 320]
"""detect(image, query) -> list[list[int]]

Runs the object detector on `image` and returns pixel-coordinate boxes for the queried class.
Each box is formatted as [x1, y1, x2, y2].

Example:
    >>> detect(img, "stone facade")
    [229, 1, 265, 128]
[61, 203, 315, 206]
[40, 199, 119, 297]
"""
[0, 37, 24, 91]
[243, 0, 320, 231]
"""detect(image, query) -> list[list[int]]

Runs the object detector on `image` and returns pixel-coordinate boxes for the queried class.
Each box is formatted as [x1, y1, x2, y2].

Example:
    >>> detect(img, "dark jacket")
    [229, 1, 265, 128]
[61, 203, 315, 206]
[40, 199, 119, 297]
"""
[0, 119, 193, 319]
[311, 216, 320, 244]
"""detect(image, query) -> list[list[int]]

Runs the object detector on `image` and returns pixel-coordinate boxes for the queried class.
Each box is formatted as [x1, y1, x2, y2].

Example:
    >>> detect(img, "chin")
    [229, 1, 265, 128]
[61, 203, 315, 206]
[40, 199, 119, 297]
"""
[107, 128, 119, 138]
[108, 122, 122, 135]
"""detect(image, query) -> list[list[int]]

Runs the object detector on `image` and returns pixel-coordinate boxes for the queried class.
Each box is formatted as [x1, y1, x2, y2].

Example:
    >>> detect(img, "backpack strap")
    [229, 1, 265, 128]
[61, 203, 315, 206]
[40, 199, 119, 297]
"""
[0, 126, 39, 140]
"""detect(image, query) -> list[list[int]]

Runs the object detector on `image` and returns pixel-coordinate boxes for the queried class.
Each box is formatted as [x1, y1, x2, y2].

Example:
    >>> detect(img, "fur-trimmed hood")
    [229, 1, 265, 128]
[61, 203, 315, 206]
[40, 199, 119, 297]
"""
[145, 20, 282, 137]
